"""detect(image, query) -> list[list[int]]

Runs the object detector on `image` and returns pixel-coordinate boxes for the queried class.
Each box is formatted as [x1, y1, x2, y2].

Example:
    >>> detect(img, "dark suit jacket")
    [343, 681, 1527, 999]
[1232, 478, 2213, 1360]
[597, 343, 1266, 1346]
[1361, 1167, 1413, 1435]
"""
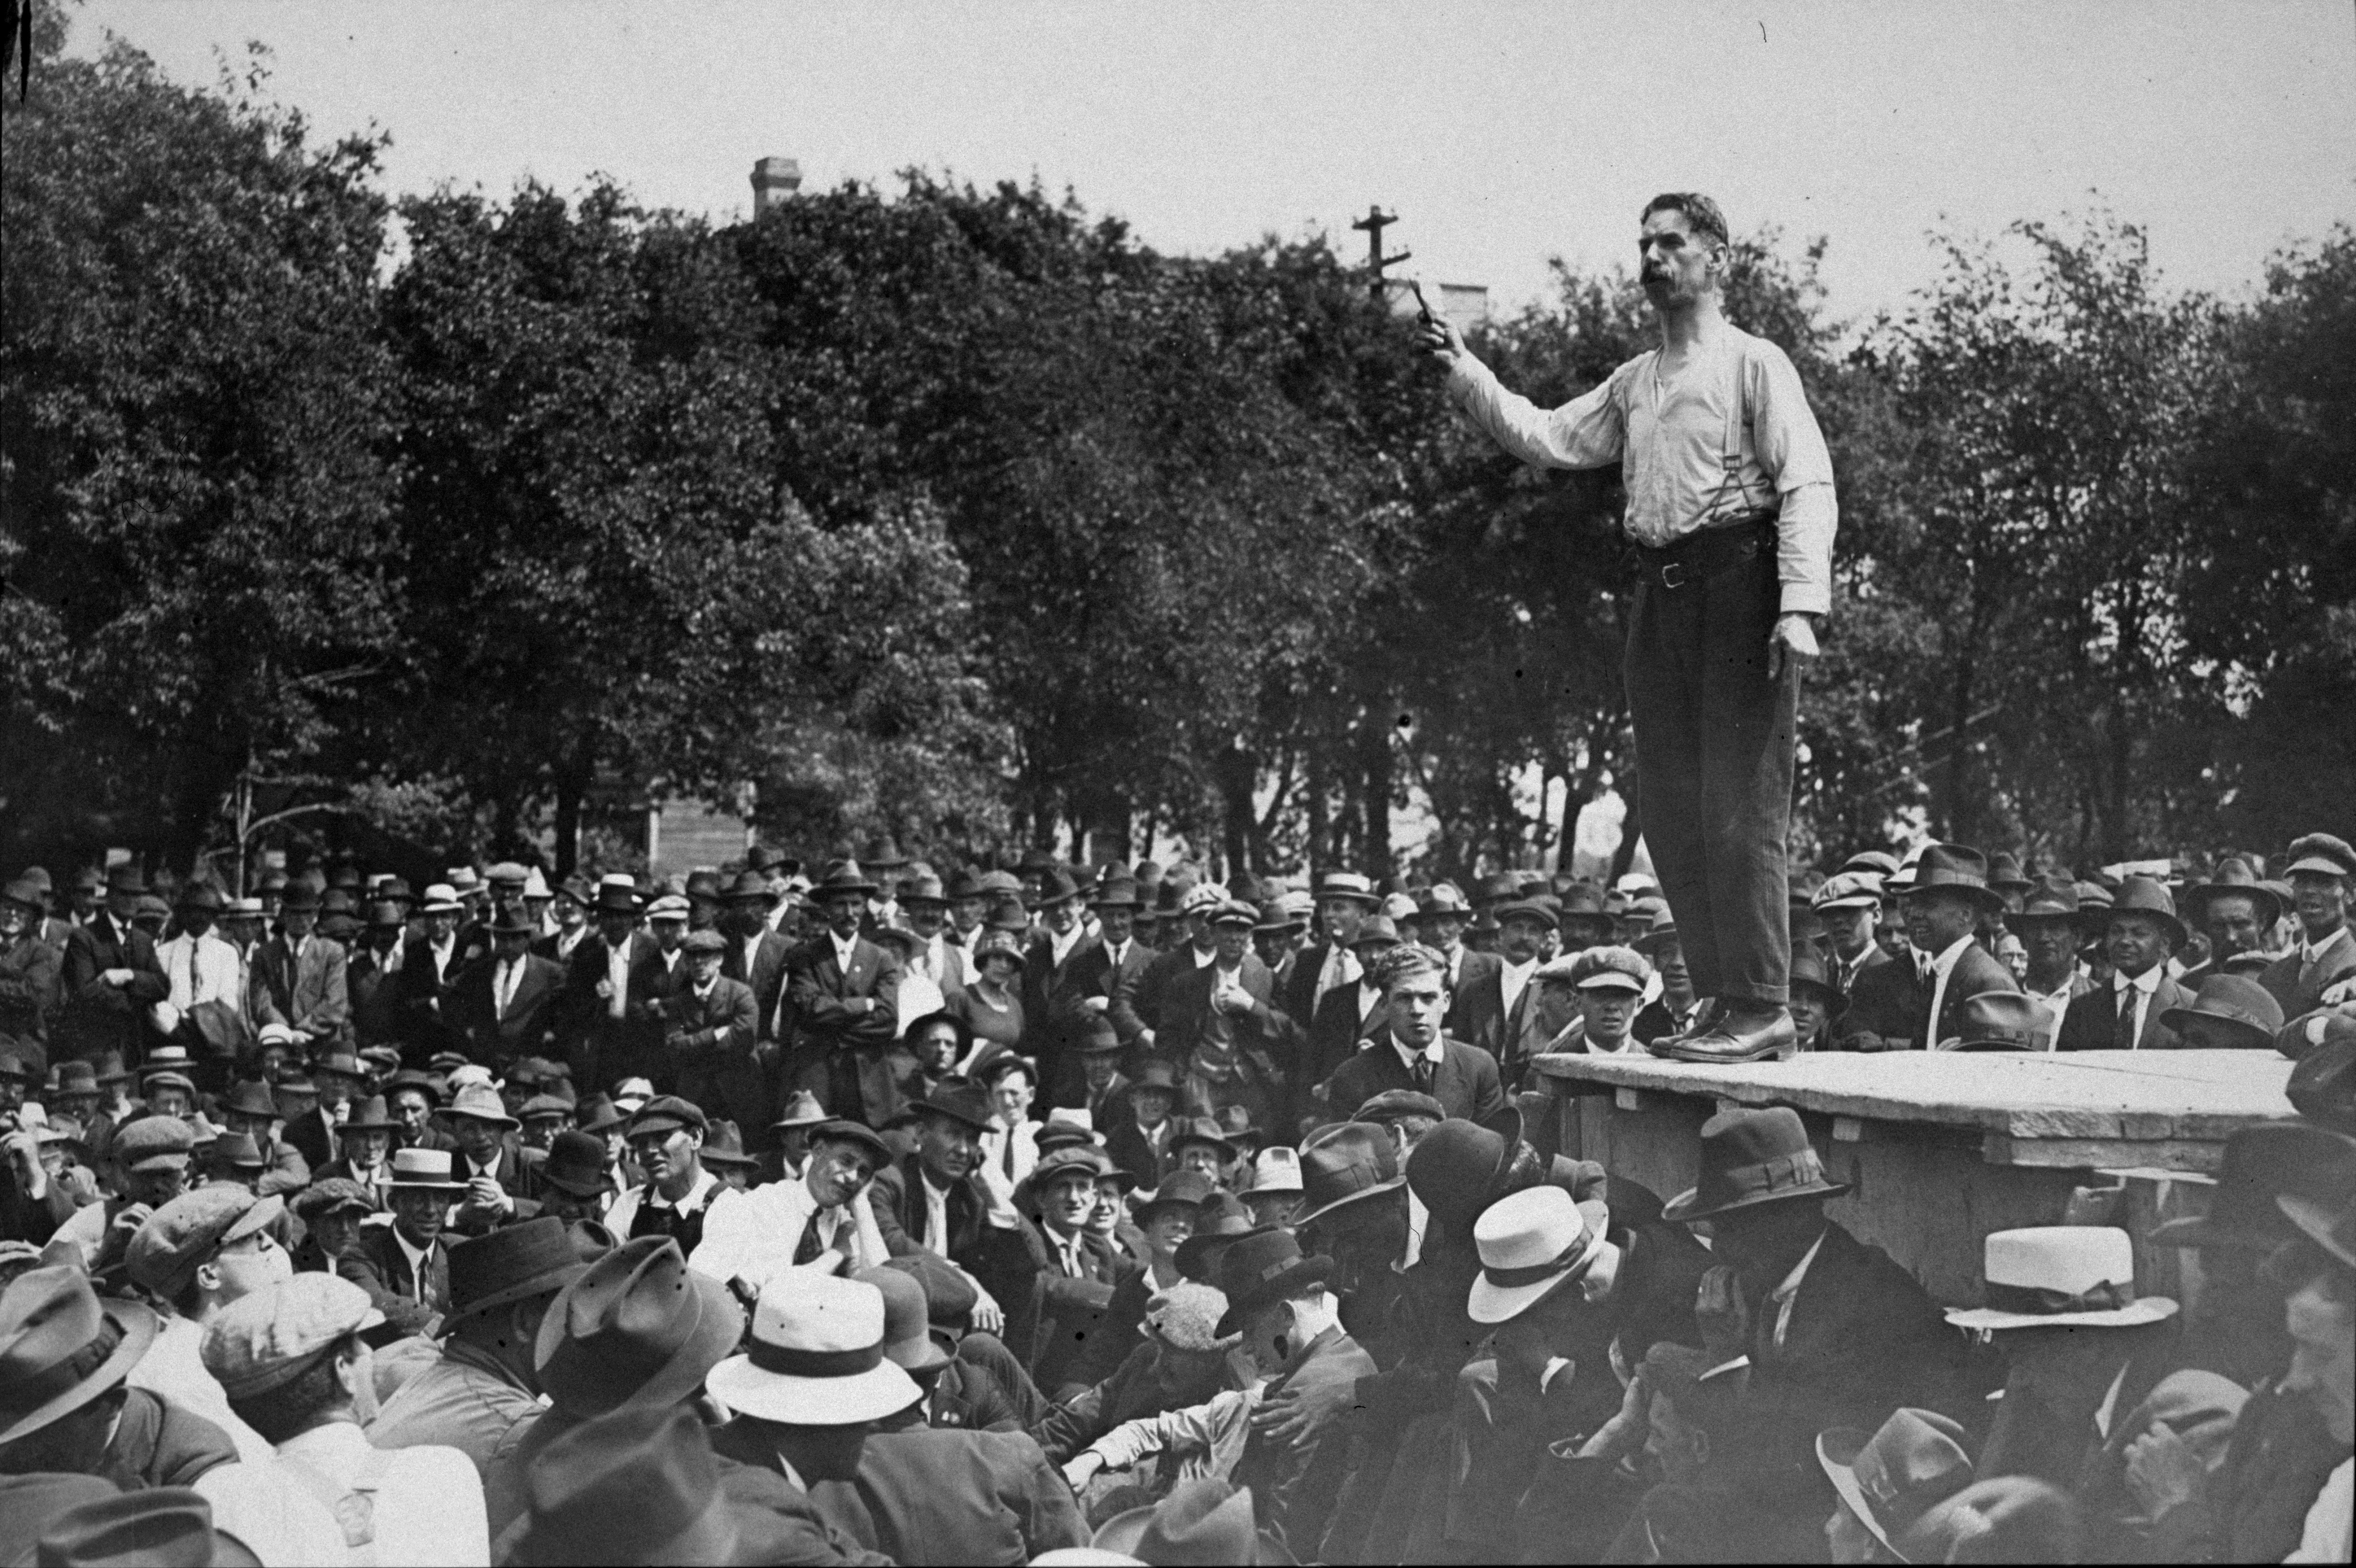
[394, 937, 473, 1059]
[1026, 1226, 1145, 1397]
[1128, 942, 1212, 1041]
[2258, 929, 2356, 1022]
[1301, 982, 1392, 1117]
[724, 929, 794, 1042]
[1155, 954, 1292, 1079]
[1442, 948, 1505, 1058]
[1277, 940, 1350, 1031]
[253, 934, 349, 1044]
[1319, 1035, 1505, 1125]
[870, 1153, 1032, 1299]
[346, 947, 404, 1048]
[58, 915, 168, 1063]
[1090, 938, 1159, 1049]
[802, 1425, 1088, 1565]
[0, 930, 63, 1049]
[2057, 970, 2197, 1052]
[1230, 1326, 1379, 1547]
[1102, 1117, 1177, 1191]
[660, 976, 758, 1057]
[459, 952, 567, 1064]
[282, 1105, 339, 1173]
[1839, 941, 2018, 1050]
[356, 1222, 451, 1319]
[786, 936, 905, 1124]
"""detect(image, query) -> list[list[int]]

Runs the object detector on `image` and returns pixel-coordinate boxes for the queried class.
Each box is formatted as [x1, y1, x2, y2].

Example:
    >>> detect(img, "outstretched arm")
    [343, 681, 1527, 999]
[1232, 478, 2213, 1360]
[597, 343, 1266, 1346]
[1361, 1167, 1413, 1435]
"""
[1419, 310, 1625, 471]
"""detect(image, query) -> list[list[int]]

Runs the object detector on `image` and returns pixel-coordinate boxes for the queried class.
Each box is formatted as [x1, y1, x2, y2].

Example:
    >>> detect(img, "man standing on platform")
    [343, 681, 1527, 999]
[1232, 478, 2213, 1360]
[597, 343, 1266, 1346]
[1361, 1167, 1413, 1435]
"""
[1425, 192, 1837, 1063]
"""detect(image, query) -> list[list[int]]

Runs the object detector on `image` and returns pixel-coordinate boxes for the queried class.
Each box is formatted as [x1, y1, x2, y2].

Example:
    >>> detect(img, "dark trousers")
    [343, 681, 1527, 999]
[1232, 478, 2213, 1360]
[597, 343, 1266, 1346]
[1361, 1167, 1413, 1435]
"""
[1623, 544, 1796, 1007]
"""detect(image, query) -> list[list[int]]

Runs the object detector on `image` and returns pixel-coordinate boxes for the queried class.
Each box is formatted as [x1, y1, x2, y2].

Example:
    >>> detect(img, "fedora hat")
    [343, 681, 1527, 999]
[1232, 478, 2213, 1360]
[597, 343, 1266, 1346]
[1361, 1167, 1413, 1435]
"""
[2185, 858, 2284, 928]
[897, 874, 950, 908]
[1405, 1113, 1523, 1234]
[172, 882, 226, 914]
[1815, 1408, 1977, 1562]
[1662, 1106, 1848, 1223]
[1093, 1478, 1288, 1566]
[694, 1120, 757, 1169]
[2150, 1122, 2356, 1251]
[1252, 899, 1304, 936]
[385, 1147, 470, 1191]
[1786, 948, 1847, 1019]
[2159, 974, 2284, 1050]
[536, 1235, 745, 1418]
[852, 1265, 953, 1376]
[1088, 875, 1144, 911]
[1944, 1227, 2178, 1331]
[1938, 991, 2053, 1052]
[2102, 876, 2186, 947]
[1172, 1197, 1261, 1284]
[2278, 1191, 2356, 1269]
[514, 1402, 743, 1568]
[1032, 868, 1083, 908]
[1900, 844, 2006, 913]
[706, 1272, 920, 1425]
[771, 1089, 831, 1130]
[1166, 1116, 1234, 1159]
[447, 1083, 520, 1128]
[1213, 1230, 1334, 1336]
[47, 1061, 98, 1099]
[0, 1265, 160, 1446]
[216, 1079, 277, 1121]
[2011, 875, 2081, 924]
[719, 870, 772, 905]
[909, 1078, 996, 1135]
[1984, 852, 2034, 895]
[212, 1131, 267, 1172]
[810, 860, 878, 899]
[447, 1216, 588, 1324]
[1138, 1168, 1219, 1221]
[1633, 906, 1679, 953]
[1128, 1060, 1182, 1096]
[1467, 1186, 1611, 1324]
[1292, 1122, 1404, 1231]
[539, 1131, 612, 1199]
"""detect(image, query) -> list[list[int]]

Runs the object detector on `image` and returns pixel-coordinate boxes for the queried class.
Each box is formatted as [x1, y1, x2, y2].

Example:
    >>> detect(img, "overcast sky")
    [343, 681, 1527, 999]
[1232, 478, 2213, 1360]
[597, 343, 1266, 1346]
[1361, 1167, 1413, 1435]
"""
[65, 0, 2356, 323]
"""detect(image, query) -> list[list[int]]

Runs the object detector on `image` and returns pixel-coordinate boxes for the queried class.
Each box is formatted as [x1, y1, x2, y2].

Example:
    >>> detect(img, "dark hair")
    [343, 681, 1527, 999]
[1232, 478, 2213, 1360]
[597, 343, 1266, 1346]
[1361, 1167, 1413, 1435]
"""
[228, 1334, 358, 1444]
[1640, 192, 1729, 247]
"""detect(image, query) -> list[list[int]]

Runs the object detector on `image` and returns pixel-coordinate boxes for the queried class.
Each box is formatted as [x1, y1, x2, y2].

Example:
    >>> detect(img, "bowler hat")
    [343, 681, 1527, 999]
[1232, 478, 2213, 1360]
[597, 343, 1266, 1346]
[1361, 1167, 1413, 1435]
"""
[1662, 1106, 1848, 1223]
[1901, 844, 2006, 913]
[1939, 991, 2053, 1052]
[1815, 1408, 1977, 1562]
[1291, 1122, 1403, 1231]
[0, 1265, 160, 1446]
[1944, 1227, 2177, 1331]
[447, 1216, 588, 1324]
[535, 1236, 747, 1418]
[2159, 974, 2284, 1049]
[1213, 1230, 1333, 1336]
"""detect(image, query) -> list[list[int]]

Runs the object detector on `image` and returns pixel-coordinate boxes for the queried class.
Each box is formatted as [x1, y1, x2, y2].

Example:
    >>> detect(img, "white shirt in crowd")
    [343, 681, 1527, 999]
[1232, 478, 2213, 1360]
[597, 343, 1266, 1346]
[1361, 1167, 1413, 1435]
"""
[1499, 956, 1538, 1021]
[157, 930, 243, 1014]
[1919, 933, 1977, 1048]
[274, 1419, 490, 1567]
[2113, 963, 2165, 1049]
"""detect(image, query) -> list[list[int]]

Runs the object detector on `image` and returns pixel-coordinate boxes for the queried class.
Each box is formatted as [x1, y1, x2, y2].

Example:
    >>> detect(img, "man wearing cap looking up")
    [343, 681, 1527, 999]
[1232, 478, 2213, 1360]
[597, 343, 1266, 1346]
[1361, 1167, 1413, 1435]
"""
[2262, 832, 2356, 1019]
[694, 1116, 894, 1291]
[368, 1217, 590, 1474]
[2057, 876, 2195, 1051]
[122, 1186, 295, 1464]
[58, 866, 170, 1070]
[252, 886, 349, 1054]
[787, 861, 906, 1127]
[203, 1273, 491, 1564]
[603, 1094, 723, 1256]
[868, 1078, 1021, 1337]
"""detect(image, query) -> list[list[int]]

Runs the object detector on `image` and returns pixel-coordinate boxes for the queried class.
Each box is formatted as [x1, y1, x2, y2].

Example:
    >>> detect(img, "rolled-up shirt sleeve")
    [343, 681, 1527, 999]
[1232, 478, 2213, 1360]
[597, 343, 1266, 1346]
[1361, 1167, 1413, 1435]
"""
[1746, 344, 1838, 617]
[1447, 355, 1626, 471]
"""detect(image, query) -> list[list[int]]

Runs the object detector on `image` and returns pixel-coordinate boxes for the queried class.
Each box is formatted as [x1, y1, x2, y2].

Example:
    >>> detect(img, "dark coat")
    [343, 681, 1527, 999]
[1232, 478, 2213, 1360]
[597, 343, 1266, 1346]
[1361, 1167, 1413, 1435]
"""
[1838, 941, 2019, 1050]
[1155, 954, 1291, 1077]
[659, 976, 759, 1059]
[785, 936, 905, 1125]
[1276, 940, 1351, 1031]
[253, 934, 350, 1045]
[0, 930, 62, 1048]
[1319, 1035, 1506, 1125]
[281, 1104, 341, 1174]
[1127, 942, 1212, 1042]
[800, 1425, 1089, 1566]
[2257, 929, 2356, 1022]
[1229, 1326, 1379, 1549]
[393, 936, 474, 1060]
[870, 1153, 1032, 1294]
[1021, 928, 1105, 1080]
[356, 1221, 451, 1320]
[1441, 948, 1505, 1058]
[346, 946, 405, 1048]
[57, 914, 168, 1064]
[1102, 1116, 1177, 1191]
[1302, 981, 1393, 1103]
[2056, 970, 2198, 1052]
[1025, 1225, 1145, 1398]
[724, 929, 795, 1043]
[460, 952, 568, 1064]
[1088, 938, 1159, 1050]
[99, 1387, 238, 1491]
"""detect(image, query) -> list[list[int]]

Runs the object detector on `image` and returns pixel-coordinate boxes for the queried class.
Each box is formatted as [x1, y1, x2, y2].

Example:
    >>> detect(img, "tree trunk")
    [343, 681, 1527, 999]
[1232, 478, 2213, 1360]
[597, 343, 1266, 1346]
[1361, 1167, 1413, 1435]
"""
[1216, 740, 1256, 877]
[552, 740, 593, 877]
[1361, 712, 1393, 876]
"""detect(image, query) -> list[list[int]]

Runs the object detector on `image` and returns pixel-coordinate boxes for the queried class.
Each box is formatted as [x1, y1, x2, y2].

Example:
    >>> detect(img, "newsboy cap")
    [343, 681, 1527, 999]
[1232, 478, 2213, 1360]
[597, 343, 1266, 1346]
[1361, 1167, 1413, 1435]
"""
[200, 1273, 382, 1399]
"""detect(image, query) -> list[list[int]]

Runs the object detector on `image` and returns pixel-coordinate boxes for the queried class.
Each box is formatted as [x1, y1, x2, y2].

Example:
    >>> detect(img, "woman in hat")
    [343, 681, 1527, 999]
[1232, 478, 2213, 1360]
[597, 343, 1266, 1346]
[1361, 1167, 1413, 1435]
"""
[949, 930, 1029, 1064]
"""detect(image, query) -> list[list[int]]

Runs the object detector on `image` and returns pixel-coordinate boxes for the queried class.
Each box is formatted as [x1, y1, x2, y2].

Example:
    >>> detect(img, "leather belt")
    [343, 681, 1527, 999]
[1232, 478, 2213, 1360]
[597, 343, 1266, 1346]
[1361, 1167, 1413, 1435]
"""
[1629, 517, 1775, 591]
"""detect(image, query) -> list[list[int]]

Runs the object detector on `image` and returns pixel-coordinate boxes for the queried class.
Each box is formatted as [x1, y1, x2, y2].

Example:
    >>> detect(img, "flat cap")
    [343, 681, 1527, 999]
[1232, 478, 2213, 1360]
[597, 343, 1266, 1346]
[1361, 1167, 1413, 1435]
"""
[290, 1178, 378, 1220]
[1570, 946, 1652, 992]
[645, 894, 691, 920]
[112, 1116, 196, 1172]
[127, 1189, 285, 1298]
[200, 1274, 382, 1399]
[680, 929, 727, 955]
[1355, 1088, 1448, 1125]
[628, 1095, 707, 1138]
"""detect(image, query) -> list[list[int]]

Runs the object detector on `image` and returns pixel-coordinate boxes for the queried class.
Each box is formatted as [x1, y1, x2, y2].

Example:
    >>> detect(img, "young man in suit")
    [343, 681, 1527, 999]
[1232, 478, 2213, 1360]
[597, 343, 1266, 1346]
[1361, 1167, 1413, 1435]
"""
[662, 928, 764, 1132]
[361, 1148, 465, 1324]
[2011, 876, 2093, 1050]
[1021, 870, 1103, 1104]
[462, 912, 567, 1069]
[1811, 872, 1891, 999]
[2057, 876, 2196, 1051]
[1155, 901, 1293, 1137]
[1102, 1060, 1183, 1188]
[786, 862, 905, 1126]
[252, 885, 349, 1052]
[1083, 875, 1155, 1053]
[1318, 943, 1507, 1127]
[719, 871, 793, 1045]
[1296, 917, 1404, 1130]
[1022, 1146, 1145, 1399]
[868, 1079, 1028, 1340]
[1837, 844, 2018, 1052]
[394, 884, 474, 1064]
[1277, 873, 1381, 1032]
[57, 865, 169, 1069]
[2260, 832, 2356, 1020]
[561, 878, 654, 1093]
[345, 901, 410, 1051]
[1125, 884, 1225, 1051]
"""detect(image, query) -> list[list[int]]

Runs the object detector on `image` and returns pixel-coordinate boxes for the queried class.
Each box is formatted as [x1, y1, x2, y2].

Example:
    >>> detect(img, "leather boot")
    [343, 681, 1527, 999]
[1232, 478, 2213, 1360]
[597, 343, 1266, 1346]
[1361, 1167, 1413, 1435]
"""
[1651, 1005, 1797, 1063]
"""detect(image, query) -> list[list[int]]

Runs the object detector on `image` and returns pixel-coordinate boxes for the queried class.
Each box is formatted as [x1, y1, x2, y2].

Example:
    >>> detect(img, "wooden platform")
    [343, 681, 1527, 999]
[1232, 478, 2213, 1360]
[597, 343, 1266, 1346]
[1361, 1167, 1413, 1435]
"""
[1529, 1049, 2296, 1307]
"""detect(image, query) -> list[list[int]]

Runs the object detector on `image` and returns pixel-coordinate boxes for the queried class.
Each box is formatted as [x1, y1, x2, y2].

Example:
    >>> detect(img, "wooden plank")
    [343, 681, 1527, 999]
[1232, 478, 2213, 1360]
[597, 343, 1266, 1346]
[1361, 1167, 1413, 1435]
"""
[1983, 1135, 2235, 1175]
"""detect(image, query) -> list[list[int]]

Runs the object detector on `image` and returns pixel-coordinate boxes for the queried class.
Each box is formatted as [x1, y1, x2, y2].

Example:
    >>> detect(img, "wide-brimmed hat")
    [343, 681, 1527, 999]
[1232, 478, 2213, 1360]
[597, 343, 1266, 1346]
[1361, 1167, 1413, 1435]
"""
[1900, 844, 2006, 914]
[771, 1089, 831, 1130]
[2159, 974, 2284, 1050]
[2151, 1121, 2356, 1251]
[1213, 1230, 1335, 1336]
[1815, 1408, 1977, 1562]
[384, 1147, 470, 1192]
[0, 1265, 160, 1446]
[1662, 1107, 1848, 1223]
[1127, 1060, 1182, 1097]
[852, 1265, 953, 1377]
[1937, 991, 2053, 1052]
[2279, 1191, 2356, 1269]
[908, 1078, 995, 1135]
[47, 1061, 99, 1099]
[2009, 875, 2080, 925]
[1248, 1145, 1304, 1196]
[809, 860, 879, 899]
[1138, 1168, 1219, 1221]
[514, 1402, 744, 1568]
[1292, 1122, 1404, 1231]
[1633, 906, 1679, 954]
[1088, 875, 1145, 912]
[1093, 1478, 1288, 1566]
[536, 1236, 746, 1418]
[447, 1216, 589, 1324]
[2100, 876, 2187, 948]
[706, 1272, 920, 1425]
[213, 1131, 267, 1171]
[445, 1083, 519, 1128]
[1787, 948, 1848, 1019]
[2184, 858, 2284, 928]
[539, 1131, 612, 1199]
[1944, 1227, 2178, 1331]
[1467, 1186, 1611, 1324]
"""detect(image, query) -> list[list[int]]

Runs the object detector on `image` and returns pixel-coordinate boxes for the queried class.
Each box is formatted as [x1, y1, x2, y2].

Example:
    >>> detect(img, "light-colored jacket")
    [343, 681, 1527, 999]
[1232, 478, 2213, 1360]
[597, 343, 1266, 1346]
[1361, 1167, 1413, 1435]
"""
[1081, 1384, 1263, 1484]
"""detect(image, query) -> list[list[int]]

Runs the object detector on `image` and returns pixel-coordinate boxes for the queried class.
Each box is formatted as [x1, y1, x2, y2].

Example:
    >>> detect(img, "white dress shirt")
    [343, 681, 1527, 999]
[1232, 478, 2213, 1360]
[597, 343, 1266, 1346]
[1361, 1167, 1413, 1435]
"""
[2113, 964, 2165, 1049]
[1315, 943, 1361, 1006]
[830, 930, 860, 973]
[1499, 957, 1539, 1020]
[920, 1169, 955, 1256]
[1919, 933, 1977, 1048]
[273, 1420, 490, 1568]
[1048, 922, 1086, 968]
[493, 956, 526, 1020]
[605, 936, 633, 1019]
[157, 931, 242, 1013]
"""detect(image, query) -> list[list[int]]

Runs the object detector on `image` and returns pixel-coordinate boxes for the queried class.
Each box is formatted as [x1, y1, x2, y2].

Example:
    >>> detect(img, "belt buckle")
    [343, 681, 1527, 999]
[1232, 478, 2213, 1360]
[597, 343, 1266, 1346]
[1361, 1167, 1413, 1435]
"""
[1658, 562, 1686, 590]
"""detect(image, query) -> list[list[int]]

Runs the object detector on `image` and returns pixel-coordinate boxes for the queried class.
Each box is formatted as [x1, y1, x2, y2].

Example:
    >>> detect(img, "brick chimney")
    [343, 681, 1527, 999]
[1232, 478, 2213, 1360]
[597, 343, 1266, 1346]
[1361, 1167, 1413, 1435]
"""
[751, 157, 802, 216]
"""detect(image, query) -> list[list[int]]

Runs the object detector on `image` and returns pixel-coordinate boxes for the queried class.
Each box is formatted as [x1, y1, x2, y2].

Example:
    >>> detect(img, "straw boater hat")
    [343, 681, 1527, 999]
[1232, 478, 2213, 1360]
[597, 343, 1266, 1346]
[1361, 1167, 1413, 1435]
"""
[1944, 1227, 2178, 1332]
[705, 1272, 921, 1425]
[384, 1147, 470, 1193]
[1467, 1185, 1613, 1325]
[1815, 1407, 1977, 1563]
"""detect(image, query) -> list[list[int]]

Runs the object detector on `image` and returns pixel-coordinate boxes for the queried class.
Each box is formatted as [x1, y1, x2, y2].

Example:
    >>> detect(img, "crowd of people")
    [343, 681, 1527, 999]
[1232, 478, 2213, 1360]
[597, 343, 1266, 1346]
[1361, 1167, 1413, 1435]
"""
[0, 828, 2352, 1565]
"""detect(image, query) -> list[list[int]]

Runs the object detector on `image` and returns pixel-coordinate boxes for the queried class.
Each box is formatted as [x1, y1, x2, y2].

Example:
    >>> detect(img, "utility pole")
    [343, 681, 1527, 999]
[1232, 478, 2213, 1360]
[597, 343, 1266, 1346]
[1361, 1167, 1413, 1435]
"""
[1352, 205, 1410, 299]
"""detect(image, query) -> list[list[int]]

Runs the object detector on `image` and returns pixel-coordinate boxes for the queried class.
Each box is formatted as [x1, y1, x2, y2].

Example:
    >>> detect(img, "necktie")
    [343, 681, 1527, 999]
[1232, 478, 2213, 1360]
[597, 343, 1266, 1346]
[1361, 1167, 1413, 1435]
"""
[1413, 1056, 1434, 1092]
[1001, 1130, 1018, 1180]
[793, 1212, 830, 1265]
[2113, 987, 2139, 1050]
